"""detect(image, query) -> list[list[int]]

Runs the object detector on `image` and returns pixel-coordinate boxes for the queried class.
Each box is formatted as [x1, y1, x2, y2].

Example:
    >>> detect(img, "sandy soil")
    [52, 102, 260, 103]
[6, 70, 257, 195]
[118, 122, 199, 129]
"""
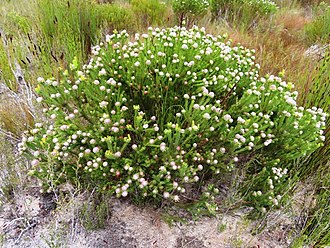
[0, 190, 299, 248]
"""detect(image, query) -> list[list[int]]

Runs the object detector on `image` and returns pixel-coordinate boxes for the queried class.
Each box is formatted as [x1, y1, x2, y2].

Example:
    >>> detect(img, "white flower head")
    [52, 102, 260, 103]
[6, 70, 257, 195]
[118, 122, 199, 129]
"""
[31, 159, 39, 166]
[203, 113, 211, 120]
[160, 142, 166, 152]
[99, 101, 108, 108]
[98, 68, 106, 76]
[163, 192, 170, 198]
[223, 114, 232, 121]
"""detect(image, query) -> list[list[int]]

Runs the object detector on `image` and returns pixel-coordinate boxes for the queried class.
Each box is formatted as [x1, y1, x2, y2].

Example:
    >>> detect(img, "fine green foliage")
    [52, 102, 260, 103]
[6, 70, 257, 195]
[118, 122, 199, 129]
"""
[80, 194, 111, 230]
[19, 27, 326, 211]
[0, 134, 28, 208]
[211, 0, 278, 29]
[5, 11, 31, 35]
[0, 6, 38, 88]
[0, 0, 101, 86]
[304, 2, 330, 45]
[300, 166, 330, 247]
[0, 135, 16, 206]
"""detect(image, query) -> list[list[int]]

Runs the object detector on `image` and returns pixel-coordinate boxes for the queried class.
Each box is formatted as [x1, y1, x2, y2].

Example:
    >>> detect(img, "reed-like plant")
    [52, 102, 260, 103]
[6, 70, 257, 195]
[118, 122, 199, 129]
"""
[293, 51, 330, 247]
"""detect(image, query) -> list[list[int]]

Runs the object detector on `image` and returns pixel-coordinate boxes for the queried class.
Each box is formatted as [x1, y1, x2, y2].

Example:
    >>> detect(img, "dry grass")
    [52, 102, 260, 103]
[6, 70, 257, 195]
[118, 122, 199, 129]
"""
[201, 7, 320, 96]
[0, 96, 34, 137]
[275, 9, 311, 31]
[224, 31, 307, 88]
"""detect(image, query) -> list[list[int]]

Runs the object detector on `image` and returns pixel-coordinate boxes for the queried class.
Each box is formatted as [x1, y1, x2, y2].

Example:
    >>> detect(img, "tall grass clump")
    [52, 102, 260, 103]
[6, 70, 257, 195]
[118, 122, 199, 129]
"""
[0, 133, 30, 208]
[301, 51, 329, 175]
[0, 0, 99, 87]
[293, 52, 330, 247]
[294, 164, 330, 247]
[304, 2, 330, 45]
[37, 0, 103, 66]
[19, 26, 325, 212]
[0, 8, 37, 88]
[0, 0, 142, 89]
[0, 134, 16, 206]
[0, 36, 16, 89]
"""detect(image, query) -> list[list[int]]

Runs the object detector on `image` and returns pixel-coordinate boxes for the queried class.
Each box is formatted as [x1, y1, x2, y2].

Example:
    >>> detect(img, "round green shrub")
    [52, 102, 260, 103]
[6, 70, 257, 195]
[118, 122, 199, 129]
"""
[19, 26, 326, 210]
[172, 0, 210, 26]
[172, 0, 210, 16]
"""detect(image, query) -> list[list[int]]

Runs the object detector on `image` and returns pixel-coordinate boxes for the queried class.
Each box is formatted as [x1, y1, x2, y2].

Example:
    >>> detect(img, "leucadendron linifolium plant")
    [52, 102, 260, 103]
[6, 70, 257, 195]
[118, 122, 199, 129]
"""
[19, 26, 326, 212]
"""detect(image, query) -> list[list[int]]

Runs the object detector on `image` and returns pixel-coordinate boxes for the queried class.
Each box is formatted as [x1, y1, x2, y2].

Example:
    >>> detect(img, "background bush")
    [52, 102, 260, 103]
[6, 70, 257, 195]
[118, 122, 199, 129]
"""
[211, 0, 278, 28]
[172, 0, 210, 26]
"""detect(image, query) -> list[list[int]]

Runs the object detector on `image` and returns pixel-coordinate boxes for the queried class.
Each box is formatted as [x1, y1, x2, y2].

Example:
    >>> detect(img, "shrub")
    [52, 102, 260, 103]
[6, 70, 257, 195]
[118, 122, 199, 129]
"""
[20, 26, 326, 211]
[211, 0, 278, 29]
[172, 0, 210, 26]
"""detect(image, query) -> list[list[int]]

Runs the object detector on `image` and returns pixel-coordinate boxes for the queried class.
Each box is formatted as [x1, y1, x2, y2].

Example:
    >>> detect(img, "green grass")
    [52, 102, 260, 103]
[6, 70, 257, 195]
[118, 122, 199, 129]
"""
[131, 0, 168, 27]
